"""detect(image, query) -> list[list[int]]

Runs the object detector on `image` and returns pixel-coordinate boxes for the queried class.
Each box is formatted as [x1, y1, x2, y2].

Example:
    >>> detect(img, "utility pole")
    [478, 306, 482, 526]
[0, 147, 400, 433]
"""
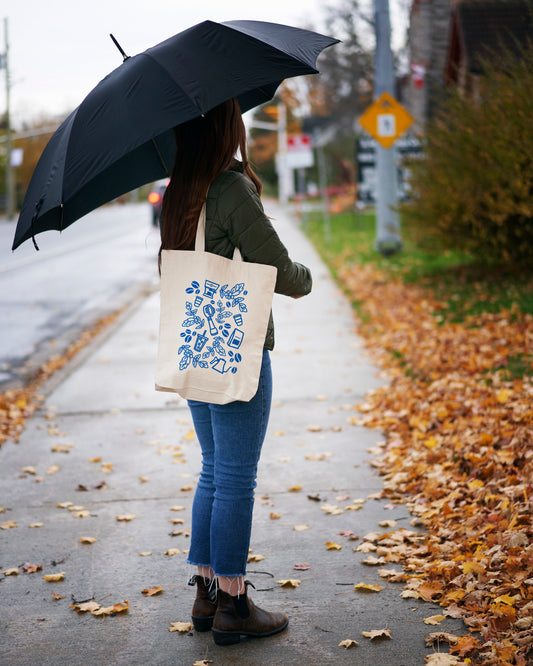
[276, 103, 290, 205]
[3, 17, 14, 220]
[374, 0, 402, 254]
[249, 102, 290, 205]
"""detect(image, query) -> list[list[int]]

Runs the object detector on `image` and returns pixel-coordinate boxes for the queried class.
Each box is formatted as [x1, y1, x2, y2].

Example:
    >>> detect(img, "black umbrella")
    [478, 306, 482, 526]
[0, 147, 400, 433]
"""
[12, 20, 338, 250]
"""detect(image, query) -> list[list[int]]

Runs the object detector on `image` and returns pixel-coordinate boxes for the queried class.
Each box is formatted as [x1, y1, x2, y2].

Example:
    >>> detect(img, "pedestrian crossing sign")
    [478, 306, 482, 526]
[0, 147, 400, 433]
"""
[358, 92, 414, 149]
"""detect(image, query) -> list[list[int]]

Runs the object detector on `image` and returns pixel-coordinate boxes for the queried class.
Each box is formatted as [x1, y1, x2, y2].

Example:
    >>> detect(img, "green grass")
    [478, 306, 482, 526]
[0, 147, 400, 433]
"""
[305, 208, 533, 322]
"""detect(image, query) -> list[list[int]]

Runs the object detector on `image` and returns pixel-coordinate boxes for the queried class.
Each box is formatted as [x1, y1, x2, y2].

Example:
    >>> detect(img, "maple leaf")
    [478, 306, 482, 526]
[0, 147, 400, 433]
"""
[354, 582, 384, 593]
[277, 579, 301, 588]
[448, 634, 481, 657]
[71, 601, 101, 613]
[51, 443, 74, 453]
[2, 567, 20, 576]
[247, 553, 265, 563]
[22, 563, 42, 574]
[138, 551, 152, 557]
[28, 522, 44, 528]
[180, 484, 194, 492]
[424, 655, 462, 665]
[424, 632, 460, 647]
[164, 548, 182, 556]
[92, 600, 129, 616]
[0, 521, 18, 530]
[493, 594, 516, 606]
[379, 520, 397, 528]
[294, 563, 310, 571]
[424, 615, 446, 625]
[142, 586, 163, 596]
[168, 621, 194, 633]
[325, 542, 342, 551]
[169, 505, 186, 512]
[305, 452, 332, 461]
[73, 510, 90, 518]
[361, 628, 392, 640]
[43, 572, 65, 582]
[288, 485, 302, 492]
[362, 555, 386, 566]
[270, 512, 282, 520]
[338, 639, 359, 648]
[116, 513, 136, 522]
[418, 581, 444, 601]
[293, 524, 310, 531]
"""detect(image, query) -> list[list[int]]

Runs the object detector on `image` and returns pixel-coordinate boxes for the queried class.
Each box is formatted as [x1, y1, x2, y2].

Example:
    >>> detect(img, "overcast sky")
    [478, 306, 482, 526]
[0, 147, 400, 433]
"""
[2, 0, 407, 127]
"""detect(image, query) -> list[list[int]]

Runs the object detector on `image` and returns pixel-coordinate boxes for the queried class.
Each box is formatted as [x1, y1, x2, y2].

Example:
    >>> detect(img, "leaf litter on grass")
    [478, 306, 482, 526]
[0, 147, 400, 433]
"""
[338, 262, 533, 665]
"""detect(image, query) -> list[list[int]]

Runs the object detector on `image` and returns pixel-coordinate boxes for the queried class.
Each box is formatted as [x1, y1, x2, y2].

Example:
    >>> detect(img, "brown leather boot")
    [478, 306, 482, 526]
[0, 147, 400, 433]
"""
[212, 581, 289, 646]
[188, 575, 217, 631]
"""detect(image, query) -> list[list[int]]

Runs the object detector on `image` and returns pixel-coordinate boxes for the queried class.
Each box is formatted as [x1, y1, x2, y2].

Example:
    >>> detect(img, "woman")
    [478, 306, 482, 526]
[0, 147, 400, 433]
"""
[159, 98, 312, 646]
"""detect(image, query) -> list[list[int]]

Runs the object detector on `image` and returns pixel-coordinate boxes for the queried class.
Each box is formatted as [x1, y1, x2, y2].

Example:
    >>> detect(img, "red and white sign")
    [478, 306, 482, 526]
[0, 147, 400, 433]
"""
[410, 63, 426, 89]
[286, 134, 314, 169]
[287, 134, 312, 150]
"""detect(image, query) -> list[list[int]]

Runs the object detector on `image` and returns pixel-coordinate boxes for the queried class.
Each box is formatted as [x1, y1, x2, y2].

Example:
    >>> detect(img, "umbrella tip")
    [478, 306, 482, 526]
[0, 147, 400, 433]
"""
[110, 33, 130, 62]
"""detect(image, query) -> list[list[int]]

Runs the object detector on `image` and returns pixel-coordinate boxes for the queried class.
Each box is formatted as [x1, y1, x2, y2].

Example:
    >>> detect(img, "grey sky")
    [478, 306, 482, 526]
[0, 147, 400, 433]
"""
[2, 0, 407, 126]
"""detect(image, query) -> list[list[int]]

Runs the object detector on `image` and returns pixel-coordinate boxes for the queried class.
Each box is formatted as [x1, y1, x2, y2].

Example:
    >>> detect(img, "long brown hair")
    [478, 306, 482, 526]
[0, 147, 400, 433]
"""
[159, 98, 262, 266]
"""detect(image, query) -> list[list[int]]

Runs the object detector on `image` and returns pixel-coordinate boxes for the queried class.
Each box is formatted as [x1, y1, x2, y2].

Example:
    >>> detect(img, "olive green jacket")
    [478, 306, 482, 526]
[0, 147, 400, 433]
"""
[204, 170, 312, 350]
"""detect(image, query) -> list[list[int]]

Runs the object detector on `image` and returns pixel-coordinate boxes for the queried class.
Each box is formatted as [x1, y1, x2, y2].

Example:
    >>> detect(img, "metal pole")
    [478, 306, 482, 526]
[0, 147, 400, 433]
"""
[4, 17, 14, 220]
[374, 0, 402, 254]
[277, 102, 290, 205]
[316, 138, 331, 242]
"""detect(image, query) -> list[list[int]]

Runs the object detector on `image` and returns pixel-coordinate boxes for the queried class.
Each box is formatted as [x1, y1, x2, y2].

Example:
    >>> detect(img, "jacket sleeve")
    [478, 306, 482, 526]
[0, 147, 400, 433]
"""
[219, 175, 312, 297]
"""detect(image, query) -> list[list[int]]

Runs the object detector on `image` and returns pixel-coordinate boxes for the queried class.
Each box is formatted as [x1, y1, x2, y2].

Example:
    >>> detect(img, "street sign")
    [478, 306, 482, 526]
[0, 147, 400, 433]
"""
[356, 135, 422, 202]
[286, 133, 314, 169]
[358, 92, 414, 149]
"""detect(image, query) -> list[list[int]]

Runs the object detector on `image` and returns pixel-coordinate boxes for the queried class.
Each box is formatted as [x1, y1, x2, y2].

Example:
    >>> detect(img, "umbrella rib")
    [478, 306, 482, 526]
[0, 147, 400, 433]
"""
[151, 138, 170, 176]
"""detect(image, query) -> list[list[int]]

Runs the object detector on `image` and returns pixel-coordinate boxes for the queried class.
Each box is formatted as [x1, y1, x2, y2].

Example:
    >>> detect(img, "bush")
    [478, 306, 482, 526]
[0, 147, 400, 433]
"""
[401, 43, 533, 265]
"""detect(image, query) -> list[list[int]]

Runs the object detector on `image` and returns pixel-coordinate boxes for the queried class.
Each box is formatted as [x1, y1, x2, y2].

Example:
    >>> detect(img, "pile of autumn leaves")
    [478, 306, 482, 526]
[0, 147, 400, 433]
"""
[339, 263, 533, 665]
[0, 309, 124, 447]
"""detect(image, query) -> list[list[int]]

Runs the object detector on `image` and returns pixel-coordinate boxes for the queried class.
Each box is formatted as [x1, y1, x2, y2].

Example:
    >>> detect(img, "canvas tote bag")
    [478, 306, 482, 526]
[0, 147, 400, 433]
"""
[155, 203, 277, 404]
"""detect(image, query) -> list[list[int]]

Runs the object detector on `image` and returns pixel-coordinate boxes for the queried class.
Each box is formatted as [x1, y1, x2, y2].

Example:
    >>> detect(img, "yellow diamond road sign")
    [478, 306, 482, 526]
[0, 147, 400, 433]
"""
[358, 92, 414, 149]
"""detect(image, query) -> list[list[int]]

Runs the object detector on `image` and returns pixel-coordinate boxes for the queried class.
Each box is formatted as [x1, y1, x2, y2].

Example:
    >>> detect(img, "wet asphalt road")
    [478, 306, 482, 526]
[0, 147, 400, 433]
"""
[0, 203, 160, 390]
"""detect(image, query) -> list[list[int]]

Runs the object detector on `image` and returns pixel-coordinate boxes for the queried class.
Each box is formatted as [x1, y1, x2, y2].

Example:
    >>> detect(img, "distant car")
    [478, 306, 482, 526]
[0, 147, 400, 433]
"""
[148, 179, 168, 226]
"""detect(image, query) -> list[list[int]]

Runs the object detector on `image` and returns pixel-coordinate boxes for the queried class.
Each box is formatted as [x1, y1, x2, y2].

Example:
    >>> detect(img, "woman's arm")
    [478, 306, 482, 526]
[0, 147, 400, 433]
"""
[221, 176, 312, 298]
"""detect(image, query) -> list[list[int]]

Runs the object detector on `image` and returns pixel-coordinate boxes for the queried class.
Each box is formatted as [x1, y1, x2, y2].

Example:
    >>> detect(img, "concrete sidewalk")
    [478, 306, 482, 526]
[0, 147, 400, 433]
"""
[0, 203, 464, 665]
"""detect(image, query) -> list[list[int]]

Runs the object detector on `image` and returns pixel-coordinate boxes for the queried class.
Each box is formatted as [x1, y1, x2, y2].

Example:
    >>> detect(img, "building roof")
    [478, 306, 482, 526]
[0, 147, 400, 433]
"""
[452, 0, 532, 75]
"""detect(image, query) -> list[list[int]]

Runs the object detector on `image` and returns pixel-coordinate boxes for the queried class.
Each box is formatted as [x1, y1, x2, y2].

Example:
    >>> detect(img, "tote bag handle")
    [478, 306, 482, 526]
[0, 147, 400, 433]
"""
[195, 203, 242, 261]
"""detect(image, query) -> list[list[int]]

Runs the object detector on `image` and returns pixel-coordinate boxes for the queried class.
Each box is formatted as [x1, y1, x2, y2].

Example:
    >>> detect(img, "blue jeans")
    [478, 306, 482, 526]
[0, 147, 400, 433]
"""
[186, 350, 272, 577]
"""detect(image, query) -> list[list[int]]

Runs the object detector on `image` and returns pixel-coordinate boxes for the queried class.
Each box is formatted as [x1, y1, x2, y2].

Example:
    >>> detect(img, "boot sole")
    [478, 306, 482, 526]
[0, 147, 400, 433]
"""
[212, 618, 289, 646]
[192, 614, 215, 632]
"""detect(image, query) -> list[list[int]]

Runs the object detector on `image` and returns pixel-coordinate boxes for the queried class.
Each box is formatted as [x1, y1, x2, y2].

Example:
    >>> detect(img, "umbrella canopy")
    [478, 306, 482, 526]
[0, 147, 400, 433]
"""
[13, 20, 338, 250]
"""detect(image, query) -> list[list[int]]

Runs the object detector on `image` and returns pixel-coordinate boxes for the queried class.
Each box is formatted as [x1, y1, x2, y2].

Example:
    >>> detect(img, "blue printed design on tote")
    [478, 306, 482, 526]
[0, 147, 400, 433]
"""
[178, 279, 246, 374]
